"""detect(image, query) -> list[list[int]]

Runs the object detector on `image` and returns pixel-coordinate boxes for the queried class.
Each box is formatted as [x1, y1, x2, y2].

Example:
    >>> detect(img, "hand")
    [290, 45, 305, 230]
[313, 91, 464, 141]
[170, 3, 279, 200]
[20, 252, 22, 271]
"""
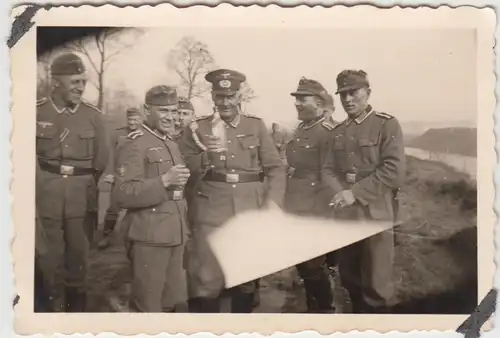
[329, 190, 356, 209]
[205, 134, 227, 153]
[161, 164, 191, 188]
[103, 174, 115, 184]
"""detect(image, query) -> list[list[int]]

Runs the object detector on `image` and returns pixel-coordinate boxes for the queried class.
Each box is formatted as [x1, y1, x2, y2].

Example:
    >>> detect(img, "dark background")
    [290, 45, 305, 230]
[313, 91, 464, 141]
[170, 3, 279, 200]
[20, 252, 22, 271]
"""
[37, 27, 109, 56]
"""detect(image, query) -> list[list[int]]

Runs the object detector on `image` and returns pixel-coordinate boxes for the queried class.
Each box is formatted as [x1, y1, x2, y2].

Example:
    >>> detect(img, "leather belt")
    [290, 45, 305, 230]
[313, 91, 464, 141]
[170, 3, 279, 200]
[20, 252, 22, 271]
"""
[39, 161, 95, 176]
[202, 170, 264, 183]
[167, 189, 184, 201]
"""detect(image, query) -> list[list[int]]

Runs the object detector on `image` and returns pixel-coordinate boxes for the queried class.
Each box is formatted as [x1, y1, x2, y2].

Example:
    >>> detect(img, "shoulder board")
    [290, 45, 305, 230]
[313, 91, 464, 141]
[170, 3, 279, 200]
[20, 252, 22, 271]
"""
[195, 115, 211, 121]
[36, 97, 47, 106]
[127, 129, 144, 140]
[243, 113, 261, 120]
[82, 101, 103, 114]
[375, 112, 394, 120]
[321, 121, 337, 131]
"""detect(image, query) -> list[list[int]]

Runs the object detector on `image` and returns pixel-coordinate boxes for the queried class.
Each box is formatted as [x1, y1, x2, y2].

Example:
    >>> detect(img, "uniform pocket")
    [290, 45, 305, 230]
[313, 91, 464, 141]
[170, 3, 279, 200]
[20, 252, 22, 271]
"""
[78, 129, 95, 158]
[238, 135, 260, 167]
[145, 148, 172, 177]
[36, 125, 57, 156]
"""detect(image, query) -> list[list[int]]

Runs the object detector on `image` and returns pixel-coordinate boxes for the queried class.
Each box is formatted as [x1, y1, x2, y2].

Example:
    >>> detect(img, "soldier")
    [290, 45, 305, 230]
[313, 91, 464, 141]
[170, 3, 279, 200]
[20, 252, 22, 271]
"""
[35, 52, 110, 311]
[112, 85, 191, 312]
[171, 96, 194, 143]
[286, 77, 343, 313]
[178, 68, 286, 313]
[97, 107, 143, 250]
[328, 69, 405, 313]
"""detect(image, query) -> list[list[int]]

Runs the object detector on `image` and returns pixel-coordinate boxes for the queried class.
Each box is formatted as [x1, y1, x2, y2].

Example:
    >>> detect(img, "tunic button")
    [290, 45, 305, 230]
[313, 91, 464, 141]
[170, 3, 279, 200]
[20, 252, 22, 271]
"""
[62, 175, 67, 178]
[228, 140, 232, 144]
[311, 182, 316, 186]
[152, 208, 156, 212]
[231, 169, 236, 172]
[297, 138, 300, 142]
[231, 155, 235, 159]
[232, 184, 236, 188]
[64, 145, 68, 148]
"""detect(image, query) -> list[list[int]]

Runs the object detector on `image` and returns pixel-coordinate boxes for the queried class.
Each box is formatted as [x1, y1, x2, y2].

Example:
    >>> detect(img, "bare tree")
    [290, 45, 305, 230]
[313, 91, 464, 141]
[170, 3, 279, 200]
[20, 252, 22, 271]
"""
[167, 36, 217, 100]
[240, 81, 257, 103]
[36, 49, 61, 98]
[64, 28, 143, 111]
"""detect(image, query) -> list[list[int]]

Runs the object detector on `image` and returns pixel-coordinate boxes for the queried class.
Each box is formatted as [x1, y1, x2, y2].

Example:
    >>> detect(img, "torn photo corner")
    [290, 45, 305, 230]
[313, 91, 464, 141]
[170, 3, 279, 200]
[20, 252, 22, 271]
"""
[9, 2, 496, 336]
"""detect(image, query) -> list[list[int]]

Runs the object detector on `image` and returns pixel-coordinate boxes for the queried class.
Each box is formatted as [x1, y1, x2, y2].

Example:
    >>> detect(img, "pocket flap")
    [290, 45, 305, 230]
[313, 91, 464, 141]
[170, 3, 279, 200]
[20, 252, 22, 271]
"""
[358, 138, 378, 147]
[145, 150, 164, 163]
[238, 135, 260, 149]
[79, 130, 95, 139]
[36, 125, 56, 139]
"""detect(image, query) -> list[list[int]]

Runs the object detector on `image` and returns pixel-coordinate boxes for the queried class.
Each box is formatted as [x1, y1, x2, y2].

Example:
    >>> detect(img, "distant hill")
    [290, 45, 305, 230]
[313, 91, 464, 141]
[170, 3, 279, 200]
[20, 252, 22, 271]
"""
[408, 127, 477, 157]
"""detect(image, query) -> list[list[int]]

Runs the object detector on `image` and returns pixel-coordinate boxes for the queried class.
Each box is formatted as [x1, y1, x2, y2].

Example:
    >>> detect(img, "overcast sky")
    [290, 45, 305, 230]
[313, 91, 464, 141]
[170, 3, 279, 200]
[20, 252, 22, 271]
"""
[56, 27, 477, 130]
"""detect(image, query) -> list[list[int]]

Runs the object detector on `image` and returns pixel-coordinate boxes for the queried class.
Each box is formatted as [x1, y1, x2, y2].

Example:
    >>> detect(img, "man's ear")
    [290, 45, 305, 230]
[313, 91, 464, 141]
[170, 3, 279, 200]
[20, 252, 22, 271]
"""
[143, 104, 151, 116]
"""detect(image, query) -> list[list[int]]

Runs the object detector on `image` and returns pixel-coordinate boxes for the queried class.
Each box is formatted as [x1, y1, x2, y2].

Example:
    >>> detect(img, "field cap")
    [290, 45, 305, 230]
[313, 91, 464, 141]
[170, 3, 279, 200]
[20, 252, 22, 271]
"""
[145, 85, 178, 106]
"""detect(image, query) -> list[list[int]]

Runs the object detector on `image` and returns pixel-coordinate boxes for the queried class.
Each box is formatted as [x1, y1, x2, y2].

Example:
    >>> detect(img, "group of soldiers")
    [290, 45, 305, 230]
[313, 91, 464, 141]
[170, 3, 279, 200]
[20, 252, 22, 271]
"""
[35, 51, 405, 315]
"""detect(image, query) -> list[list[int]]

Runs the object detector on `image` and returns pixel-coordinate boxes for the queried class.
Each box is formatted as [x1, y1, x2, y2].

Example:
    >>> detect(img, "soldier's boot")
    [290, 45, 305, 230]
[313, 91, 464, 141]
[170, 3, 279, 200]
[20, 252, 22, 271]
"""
[231, 292, 255, 313]
[188, 297, 220, 313]
[65, 287, 87, 312]
[304, 277, 335, 314]
[97, 219, 116, 250]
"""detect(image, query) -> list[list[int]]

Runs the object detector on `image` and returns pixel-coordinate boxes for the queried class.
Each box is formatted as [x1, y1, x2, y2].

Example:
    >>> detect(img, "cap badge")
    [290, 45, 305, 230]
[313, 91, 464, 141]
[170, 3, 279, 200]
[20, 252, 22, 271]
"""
[219, 79, 231, 88]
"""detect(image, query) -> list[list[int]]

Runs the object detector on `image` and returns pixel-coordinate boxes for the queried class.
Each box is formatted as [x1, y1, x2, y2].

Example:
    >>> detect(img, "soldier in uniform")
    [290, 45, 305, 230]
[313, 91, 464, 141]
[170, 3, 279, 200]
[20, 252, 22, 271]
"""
[285, 77, 343, 313]
[172, 96, 195, 143]
[178, 68, 286, 313]
[328, 69, 405, 313]
[112, 85, 191, 312]
[35, 52, 110, 311]
[97, 107, 143, 250]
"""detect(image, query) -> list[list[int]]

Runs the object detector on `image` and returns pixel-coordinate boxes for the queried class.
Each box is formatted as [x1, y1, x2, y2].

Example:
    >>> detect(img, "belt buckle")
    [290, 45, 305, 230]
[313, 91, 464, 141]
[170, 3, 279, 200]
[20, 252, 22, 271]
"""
[225, 173, 240, 183]
[346, 172, 356, 183]
[172, 190, 184, 201]
[60, 165, 74, 176]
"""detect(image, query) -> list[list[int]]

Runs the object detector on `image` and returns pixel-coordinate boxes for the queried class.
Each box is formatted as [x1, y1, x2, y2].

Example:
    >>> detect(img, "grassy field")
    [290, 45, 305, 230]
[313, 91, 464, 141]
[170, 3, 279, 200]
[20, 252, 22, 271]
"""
[86, 155, 477, 313]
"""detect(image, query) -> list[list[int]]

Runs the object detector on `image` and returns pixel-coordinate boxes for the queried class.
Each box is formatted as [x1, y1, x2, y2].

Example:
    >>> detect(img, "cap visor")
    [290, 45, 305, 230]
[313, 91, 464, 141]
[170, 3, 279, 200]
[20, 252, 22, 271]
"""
[335, 85, 366, 94]
[290, 91, 314, 96]
[212, 90, 237, 96]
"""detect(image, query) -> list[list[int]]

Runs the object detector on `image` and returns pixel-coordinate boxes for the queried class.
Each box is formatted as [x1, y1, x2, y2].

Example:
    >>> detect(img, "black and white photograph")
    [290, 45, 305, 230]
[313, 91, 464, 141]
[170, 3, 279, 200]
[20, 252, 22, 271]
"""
[11, 4, 495, 335]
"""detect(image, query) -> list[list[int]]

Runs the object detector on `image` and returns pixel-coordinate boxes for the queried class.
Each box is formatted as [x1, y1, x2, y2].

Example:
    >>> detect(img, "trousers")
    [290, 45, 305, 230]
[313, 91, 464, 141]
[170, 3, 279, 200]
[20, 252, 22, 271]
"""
[128, 242, 188, 312]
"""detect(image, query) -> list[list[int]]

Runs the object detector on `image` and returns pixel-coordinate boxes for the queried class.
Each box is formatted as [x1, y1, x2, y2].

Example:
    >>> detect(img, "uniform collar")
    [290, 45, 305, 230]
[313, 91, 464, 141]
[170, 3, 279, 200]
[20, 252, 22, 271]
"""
[142, 123, 172, 141]
[301, 116, 325, 130]
[213, 112, 241, 128]
[344, 105, 373, 126]
[50, 95, 79, 115]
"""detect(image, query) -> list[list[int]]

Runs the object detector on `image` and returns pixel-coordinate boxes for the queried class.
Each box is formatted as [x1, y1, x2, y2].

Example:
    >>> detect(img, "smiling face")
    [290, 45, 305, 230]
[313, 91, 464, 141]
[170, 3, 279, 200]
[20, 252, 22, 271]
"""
[145, 104, 178, 135]
[52, 73, 87, 106]
[294, 95, 324, 122]
[212, 91, 241, 121]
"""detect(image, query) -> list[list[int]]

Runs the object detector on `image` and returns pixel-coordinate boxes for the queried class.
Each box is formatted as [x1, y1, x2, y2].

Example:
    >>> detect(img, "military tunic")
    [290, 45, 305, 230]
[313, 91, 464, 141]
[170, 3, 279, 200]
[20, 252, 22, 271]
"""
[325, 105, 405, 312]
[35, 97, 109, 311]
[101, 126, 131, 235]
[112, 124, 189, 312]
[284, 116, 342, 313]
[178, 113, 286, 307]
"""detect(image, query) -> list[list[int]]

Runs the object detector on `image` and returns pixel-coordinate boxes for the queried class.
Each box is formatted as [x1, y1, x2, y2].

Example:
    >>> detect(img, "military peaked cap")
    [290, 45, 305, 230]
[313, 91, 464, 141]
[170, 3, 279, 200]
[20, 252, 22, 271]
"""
[51, 52, 85, 76]
[145, 85, 178, 106]
[178, 96, 194, 111]
[335, 69, 370, 94]
[205, 69, 246, 95]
